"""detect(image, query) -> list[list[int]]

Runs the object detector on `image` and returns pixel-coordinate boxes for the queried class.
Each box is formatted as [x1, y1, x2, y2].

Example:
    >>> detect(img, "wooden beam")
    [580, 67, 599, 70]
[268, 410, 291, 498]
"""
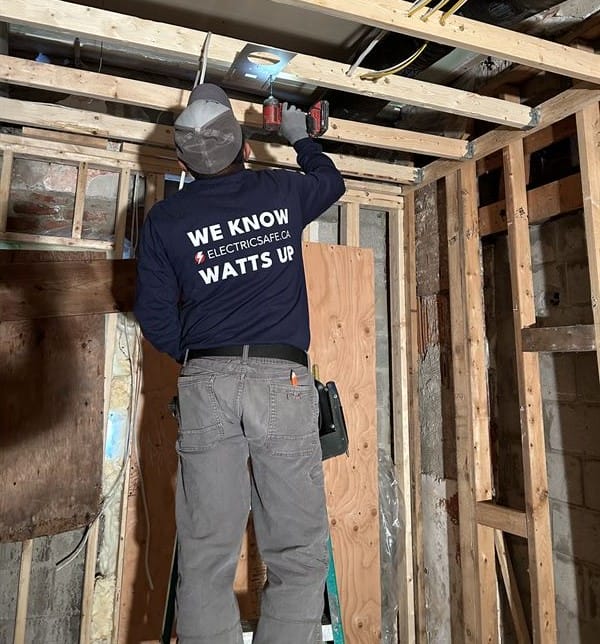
[272, 0, 600, 84]
[0, 150, 13, 232]
[447, 168, 498, 643]
[403, 192, 427, 643]
[495, 531, 531, 644]
[0, 231, 113, 250]
[71, 161, 88, 239]
[388, 204, 416, 644]
[14, 539, 33, 644]
[503, 136, 557, 643]
[339, 202, 360, 246]
[479, 173, 583, 237]
[1, 55, 469, 160]
[0, 0, 535, 127]
[475, 502, 527, 538]
[0, 259, 136, 319]
[576, 103, 600, 379]
[413, 85, 600, 190]
[0, 98, 419, 183]
[522, 325, 596, 353]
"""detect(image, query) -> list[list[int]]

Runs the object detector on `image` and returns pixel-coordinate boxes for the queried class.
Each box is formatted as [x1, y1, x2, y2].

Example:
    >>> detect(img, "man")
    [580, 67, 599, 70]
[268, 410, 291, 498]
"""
[134, 83, 345, 644]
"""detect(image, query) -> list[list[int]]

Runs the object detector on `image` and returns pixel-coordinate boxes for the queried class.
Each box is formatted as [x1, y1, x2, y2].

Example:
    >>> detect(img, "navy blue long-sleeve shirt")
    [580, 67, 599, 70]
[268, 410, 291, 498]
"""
[134, 137, 346, 362]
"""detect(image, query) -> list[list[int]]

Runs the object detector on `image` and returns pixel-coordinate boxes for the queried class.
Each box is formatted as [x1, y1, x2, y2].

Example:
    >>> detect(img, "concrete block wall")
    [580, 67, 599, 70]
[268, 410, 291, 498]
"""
[486, 210, 600, 642]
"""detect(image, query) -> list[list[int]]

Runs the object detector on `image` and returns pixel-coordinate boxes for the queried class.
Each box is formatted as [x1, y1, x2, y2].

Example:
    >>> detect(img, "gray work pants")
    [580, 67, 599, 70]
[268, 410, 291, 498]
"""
[175, 354, 329, 644]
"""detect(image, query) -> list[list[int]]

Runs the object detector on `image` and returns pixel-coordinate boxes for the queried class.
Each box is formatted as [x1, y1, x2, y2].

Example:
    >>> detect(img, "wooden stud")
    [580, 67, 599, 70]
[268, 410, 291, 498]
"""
[79, 520, 100, 643]
[575, 103, 600, 379]
[494, 531, 530, 644]
[388, 203, 416, 643]
[503, 136, 557, 643]
[475, 502, 527, 539]
[447, 167, 498, 643]
[339, 202, 360, 246]
[112, 169, 132, 259]
[0, 231, 112, 250]
[522, 325, 596, 353]
[72, 161, 89, 239]
[14, 539, 33, 644]
[0, 150, 14, 232]
[404, 192, 426, 642]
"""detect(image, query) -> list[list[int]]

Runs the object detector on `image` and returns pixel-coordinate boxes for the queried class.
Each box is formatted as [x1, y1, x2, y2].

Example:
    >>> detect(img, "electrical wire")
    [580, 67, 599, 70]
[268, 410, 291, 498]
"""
[359, 42, 429, 81]
[56, 319, 144, 581]
[346, 28, 386, 77]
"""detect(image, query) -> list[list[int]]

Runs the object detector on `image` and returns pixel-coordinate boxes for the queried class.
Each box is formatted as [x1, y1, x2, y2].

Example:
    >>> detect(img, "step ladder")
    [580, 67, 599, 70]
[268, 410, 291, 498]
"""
[443, 101, 600, 643]
[160, 532, 345, 643]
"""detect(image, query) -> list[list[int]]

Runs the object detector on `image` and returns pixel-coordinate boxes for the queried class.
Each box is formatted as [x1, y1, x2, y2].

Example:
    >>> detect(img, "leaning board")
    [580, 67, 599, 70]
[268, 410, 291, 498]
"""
[304, 242, 381, 643]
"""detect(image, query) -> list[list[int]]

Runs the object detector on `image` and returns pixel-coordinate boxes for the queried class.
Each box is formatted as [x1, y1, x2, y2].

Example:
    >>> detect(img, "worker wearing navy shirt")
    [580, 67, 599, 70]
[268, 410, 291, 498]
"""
[134, 83, 345, 644]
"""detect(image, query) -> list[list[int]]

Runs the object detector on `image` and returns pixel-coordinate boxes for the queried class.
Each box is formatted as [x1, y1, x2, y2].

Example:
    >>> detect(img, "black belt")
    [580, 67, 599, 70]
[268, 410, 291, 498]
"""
[187, 343, 308, 367]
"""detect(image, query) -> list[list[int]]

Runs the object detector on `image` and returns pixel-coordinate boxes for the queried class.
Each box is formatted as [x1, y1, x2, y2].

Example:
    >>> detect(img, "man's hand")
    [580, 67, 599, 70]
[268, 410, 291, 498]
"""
[280, 103, 309, 145]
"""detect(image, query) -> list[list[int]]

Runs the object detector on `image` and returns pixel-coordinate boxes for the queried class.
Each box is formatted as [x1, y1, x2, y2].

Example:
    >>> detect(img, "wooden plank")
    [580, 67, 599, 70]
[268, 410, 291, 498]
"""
[0, 0, 534, 127]
[71, 161, 88, 239]
[13, 539, 33, 644]
[301, 220, 319, 242]
[112, 169, 131, 258]
[479, 173, 583, 238]
[0, 252, 105, 542]
[576, 103, 600, 379]
[79, 520, 100, 643]
[305, 243, 381, 643]
[413, 85, 600, 190]
[0, 150, 14, 232]
[503, 137, 557, 643]
[403, 193, 426, 643]
[494, 531, 530, 644]
[446, 171, 482, 644]
[0, 231, 113, 250]
[271, 0, 600, 84]
[522, 325, 596, 353]
[0, 98, 418, 184]
[1, 55, 469, 160]
[448, 166, 498, 643]
[475, 502, 527, 539]
[0, 259, 136, 320]
[388, 204, 416, 643]
[117, 342, 180, 644]
[339, 202, 360, 246]
[22, 125, 110, 150]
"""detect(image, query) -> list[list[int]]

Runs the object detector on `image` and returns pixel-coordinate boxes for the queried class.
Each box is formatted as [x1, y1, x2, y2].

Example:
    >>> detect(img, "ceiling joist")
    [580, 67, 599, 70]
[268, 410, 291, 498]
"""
[272, 0, 600, 85]
[0, 0, 537, 128]
[0, 97, 420, 184]
[0, 55, 470, 160]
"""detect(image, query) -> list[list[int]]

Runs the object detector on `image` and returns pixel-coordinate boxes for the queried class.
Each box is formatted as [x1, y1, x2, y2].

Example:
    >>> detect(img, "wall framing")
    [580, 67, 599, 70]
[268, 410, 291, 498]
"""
[1, 1, 600, 642]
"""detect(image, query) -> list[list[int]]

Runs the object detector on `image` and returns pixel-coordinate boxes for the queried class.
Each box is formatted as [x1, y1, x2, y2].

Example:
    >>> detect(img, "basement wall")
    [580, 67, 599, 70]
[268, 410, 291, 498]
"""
[413, 176, 600, 641]
[485, 212, 600, 643]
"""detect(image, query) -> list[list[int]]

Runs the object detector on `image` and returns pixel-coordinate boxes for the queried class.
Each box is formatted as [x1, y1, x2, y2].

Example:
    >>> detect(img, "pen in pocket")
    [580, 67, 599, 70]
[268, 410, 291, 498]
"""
[290, 369, 298, 386]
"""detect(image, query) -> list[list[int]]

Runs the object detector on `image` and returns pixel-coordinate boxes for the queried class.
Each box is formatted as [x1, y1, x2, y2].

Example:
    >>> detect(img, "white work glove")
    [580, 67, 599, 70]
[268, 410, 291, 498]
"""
[280, 103, 309, 145]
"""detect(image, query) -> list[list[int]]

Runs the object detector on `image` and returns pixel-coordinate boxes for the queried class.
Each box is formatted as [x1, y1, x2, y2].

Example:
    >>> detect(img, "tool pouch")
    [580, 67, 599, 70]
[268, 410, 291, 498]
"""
[315, 379, 349, 460]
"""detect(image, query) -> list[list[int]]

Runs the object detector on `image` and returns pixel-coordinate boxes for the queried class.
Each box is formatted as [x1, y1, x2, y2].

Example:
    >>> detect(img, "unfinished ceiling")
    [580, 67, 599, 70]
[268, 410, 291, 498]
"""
[1, 0, 600, 187]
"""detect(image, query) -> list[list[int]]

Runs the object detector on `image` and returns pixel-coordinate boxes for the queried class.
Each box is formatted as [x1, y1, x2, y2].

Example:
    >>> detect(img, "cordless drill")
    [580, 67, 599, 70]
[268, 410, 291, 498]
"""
[263, 93, 329, 138]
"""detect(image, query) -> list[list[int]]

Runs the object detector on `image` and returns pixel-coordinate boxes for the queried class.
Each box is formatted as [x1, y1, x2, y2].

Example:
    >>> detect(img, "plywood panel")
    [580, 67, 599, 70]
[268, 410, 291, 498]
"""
[305, 242, 381, 643]
[0, 252, 104, 541]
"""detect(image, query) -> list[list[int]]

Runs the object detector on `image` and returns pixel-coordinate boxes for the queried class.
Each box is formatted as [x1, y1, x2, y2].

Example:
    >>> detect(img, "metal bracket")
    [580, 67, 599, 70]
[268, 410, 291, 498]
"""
[222, 44, 296, 93]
